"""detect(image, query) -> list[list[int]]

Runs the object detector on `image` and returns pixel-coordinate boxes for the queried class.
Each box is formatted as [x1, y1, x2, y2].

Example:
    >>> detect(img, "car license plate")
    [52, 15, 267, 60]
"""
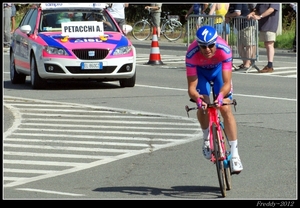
[81, 62, 103, 70]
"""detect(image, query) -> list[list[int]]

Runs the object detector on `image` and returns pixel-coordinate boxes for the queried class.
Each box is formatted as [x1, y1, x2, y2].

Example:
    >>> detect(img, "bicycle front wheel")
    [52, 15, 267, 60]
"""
[131, 20, 152, 41]
[212, 123, 226, 197]
[162, 20, 183, 42]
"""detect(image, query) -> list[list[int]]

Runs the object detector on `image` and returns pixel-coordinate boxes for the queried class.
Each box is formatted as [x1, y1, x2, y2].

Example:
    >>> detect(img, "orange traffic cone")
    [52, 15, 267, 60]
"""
[145, 26, 164, 65]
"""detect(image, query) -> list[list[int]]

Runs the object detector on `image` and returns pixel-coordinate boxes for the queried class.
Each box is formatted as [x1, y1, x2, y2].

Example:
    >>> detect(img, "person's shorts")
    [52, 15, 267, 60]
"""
[196, 66, 233, 100]
[259, 31, 276, 42]
[239, 26, 256, 46]
[151, 12, 161, 27]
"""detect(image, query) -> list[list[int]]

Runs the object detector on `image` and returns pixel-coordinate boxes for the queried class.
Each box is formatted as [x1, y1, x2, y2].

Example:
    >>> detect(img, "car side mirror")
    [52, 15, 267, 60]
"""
[20, 25, 32, 34]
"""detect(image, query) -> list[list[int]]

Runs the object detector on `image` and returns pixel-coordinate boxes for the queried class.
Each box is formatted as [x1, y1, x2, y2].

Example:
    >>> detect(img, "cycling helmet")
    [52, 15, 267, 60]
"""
[196, 25, 218, 46]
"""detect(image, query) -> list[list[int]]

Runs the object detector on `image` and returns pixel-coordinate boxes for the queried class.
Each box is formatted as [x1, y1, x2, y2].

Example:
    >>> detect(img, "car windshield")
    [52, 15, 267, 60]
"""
[40, 10, 117, 32]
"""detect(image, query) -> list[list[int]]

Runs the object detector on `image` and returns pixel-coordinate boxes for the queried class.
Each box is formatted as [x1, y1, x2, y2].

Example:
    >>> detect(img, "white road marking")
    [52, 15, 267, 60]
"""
[15, 188, 85, 196]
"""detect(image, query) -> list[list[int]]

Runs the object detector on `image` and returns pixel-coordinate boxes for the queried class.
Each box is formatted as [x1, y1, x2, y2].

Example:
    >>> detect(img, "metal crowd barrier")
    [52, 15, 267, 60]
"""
[185, 15, 259, 73]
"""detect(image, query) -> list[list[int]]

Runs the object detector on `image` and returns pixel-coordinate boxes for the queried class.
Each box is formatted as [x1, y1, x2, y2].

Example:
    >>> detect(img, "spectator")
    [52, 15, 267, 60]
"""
[209, 3, 230, 43]
[107, 3, 129, 32]
[185, 3, 208, 29]
[145, 3, 162, 39]
[11, 3, 16, 33]
[225, 4, 256, 70]
[290, 3, 297, 52]
[247, 4, 280, 73]
[4, 3, 12, 49]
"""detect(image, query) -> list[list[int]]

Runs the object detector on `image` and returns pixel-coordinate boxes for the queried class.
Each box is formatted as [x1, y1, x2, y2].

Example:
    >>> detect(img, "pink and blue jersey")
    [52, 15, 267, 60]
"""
[185, 36, 233, 98]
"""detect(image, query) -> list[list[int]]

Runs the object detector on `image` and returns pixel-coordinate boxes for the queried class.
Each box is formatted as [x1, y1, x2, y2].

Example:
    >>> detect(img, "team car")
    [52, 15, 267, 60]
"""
[10, 3, 136, 89]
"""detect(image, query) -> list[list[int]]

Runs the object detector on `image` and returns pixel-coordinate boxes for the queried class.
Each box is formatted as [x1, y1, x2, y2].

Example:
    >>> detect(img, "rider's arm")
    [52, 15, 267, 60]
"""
[217, 40, 233, 100]
[219, 69, 232, 100]
[187, 75, 201, 103]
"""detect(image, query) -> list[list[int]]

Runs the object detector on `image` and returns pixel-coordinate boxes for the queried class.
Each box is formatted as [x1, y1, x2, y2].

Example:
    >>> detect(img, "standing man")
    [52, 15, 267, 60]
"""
[247, 4, 280, 73]
[107, 3, 129, 32]
[145, 3, 162, 39]
[225, 4, 256, 70]
[4, 3, 12, 49]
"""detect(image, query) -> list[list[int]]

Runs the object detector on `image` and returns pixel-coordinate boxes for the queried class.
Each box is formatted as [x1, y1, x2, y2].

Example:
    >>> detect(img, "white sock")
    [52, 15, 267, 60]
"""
[202, 128, 209, 140]
[229, 140, 238, 157]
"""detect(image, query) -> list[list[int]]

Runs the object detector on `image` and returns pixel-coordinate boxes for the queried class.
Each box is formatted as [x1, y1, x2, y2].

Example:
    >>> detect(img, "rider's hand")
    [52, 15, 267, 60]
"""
[196, 97, 202, 108]
[215, 93, 224, 107]
[197, 97, 207, 110]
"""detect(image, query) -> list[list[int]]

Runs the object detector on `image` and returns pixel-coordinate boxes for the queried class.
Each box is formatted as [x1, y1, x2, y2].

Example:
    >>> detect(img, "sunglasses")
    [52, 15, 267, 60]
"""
[199, 44, 215, 49]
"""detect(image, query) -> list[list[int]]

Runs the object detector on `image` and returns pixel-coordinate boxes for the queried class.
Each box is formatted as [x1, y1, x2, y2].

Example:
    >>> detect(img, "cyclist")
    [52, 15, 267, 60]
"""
[185, 25, 243, 173]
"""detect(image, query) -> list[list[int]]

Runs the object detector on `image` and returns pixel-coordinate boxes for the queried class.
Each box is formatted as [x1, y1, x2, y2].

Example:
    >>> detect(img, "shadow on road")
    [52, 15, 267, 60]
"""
[93, 185, 224, 199]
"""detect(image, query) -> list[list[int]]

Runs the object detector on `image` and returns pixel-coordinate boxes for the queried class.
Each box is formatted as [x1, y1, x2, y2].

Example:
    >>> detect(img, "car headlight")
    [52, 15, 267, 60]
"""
[113, 45, 132, 55]
[44, 46, 68, 55]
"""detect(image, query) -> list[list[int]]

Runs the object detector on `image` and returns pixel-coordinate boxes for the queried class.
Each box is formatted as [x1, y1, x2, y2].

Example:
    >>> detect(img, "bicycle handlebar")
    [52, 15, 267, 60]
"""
[206, 99, 237, 108]
[185, 99, 237, 117]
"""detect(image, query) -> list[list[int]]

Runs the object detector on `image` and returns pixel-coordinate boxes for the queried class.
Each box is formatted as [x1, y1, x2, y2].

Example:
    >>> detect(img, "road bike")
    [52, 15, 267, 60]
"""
[131, 9, 183, 42]
[185, 81, 237, 197]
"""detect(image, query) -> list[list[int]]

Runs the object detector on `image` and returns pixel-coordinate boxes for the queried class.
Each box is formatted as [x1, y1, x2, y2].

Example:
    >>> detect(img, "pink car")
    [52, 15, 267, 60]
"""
[10, 3, 136, 89]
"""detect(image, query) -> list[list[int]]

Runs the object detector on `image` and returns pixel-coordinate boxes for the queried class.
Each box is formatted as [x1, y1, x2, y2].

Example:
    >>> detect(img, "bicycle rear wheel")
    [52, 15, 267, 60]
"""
[212, 123, 226, 197]
[132, 20, 152, 41]
[162, 20, 183, 42]
[220, 122, 232, 190]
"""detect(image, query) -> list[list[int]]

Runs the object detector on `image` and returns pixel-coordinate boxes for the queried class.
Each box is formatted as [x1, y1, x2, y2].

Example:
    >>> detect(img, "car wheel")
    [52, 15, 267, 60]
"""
[30, 56, 47, 89]
[10, 51, 26, 84]
[119, 71, 136, 88]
